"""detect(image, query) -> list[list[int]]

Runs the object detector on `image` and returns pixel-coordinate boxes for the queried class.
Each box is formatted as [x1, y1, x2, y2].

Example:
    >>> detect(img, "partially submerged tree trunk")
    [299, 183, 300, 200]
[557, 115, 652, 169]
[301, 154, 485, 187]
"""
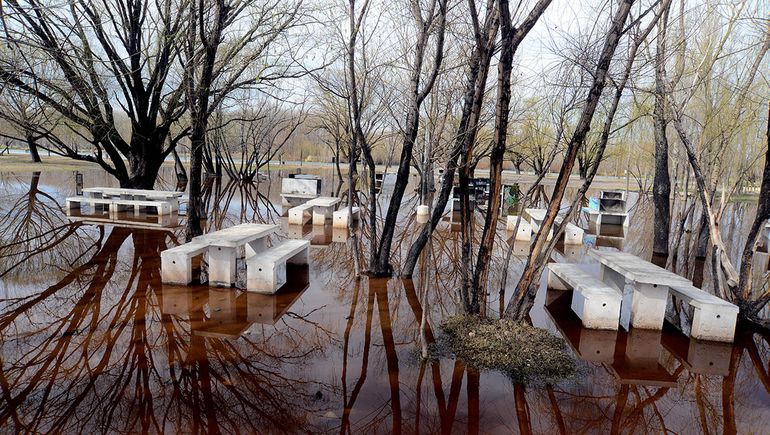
[468, 0, 554, 314]
[373, 0, 447, 277]
[652, 1, 672, 256]
[740, 102, 770, 316]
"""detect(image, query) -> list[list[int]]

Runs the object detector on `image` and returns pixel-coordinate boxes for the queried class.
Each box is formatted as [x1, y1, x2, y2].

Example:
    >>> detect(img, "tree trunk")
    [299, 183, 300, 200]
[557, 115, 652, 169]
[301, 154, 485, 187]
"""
[373, 1, 447, 276]
[652, 1, 672, 256]
[740, 102, 770, 315]
[25, 131, 41, 163]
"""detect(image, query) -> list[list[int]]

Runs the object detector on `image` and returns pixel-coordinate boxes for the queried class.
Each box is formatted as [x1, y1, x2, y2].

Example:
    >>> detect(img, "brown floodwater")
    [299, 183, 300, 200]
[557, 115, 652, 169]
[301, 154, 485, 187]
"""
[1, 168, 770, 434]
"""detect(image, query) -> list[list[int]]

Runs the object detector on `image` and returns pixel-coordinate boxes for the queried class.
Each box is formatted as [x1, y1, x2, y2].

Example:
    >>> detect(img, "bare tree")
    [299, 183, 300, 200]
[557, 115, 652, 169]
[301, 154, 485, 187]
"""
[0, 0, 189, 187]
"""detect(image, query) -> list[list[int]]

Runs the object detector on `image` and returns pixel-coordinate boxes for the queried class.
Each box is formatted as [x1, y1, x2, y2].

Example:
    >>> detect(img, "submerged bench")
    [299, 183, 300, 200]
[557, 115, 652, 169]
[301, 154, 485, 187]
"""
[246, 240, 310, 294]
[547, 263, 622, 330]
[66, 196, 115, 213]
[525, 208, 584, 244]
[66, 196, 174, 216]
[112, 199, 173, 215]
[333, 206, 360, 228]
[161, 242, 209, 284]
[288, 197, 341, 226]
[506, 216, 532, 241]
[288, 202, 315, 225]
[669, 285, 739, 343]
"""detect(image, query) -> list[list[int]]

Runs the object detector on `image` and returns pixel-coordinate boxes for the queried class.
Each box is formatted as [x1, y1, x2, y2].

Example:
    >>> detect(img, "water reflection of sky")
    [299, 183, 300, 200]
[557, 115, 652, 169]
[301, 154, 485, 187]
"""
[0, 168, 769, 433]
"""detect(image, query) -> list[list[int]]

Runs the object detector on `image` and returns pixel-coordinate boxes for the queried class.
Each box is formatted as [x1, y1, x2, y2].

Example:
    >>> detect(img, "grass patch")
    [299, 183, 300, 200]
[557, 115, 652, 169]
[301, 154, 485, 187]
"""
[436, 315, 575, 383]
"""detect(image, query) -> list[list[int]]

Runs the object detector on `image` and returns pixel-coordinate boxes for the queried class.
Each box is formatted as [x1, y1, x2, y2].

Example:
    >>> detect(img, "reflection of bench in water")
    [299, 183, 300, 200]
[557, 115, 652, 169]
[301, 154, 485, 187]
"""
[160, 265, 310, 338]
[660, 322, 732, 376]
[545, 291, 677, 387]
[66, 209, 180, 229]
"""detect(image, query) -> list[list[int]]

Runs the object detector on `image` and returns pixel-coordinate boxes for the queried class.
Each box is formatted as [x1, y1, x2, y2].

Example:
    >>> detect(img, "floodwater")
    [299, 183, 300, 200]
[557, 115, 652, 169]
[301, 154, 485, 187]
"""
[1, 168, 770, 434]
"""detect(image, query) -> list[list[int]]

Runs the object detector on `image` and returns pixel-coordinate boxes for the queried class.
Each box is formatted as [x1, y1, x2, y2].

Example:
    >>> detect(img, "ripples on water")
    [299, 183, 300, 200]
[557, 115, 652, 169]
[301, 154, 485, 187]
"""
[1, 168, 770, 434]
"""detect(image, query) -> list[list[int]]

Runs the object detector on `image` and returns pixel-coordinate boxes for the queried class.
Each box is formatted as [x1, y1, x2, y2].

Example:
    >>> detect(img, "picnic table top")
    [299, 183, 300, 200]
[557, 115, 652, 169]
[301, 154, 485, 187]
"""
[589, 249, 692, 286]
[308, 197, 341, 207]
[525, 208, 547, 220]
[83, 187, 184, 198]
[193, 223, 277, 248]
[585, 209, 628, 216]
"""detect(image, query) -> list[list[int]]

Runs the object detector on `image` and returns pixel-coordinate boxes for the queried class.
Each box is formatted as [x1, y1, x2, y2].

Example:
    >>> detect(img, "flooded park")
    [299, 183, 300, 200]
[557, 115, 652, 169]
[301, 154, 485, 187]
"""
[0, 0, 768, 433]
[1, 167, 770, 433]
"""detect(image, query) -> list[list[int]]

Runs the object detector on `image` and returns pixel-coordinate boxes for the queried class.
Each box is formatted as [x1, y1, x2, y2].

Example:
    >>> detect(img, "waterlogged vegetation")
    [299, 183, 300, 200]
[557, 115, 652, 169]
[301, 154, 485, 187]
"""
[437, 315, 576, 382]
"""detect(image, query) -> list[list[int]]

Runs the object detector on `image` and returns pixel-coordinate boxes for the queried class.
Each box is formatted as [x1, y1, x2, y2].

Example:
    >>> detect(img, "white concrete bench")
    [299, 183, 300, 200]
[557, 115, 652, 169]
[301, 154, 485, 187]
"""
[526, 209, 584, 244]
[246, 240, 310, 294]
[288, 203, 315, 225]
[161, 242, 209, 284]
[112, 199, 173, 216]
[547, 263, 622, 330]
[505, 216, 532, 241]
[333, 206, 360, 228]
[668, 285, 739, 342]
[561, 221, 584, 245]
[66, 196, 114, 213]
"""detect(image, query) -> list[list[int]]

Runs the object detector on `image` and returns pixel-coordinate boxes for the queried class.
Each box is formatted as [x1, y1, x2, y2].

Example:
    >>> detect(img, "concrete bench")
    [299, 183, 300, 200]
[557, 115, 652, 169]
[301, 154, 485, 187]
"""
[161, 242, 209, 284]
[561, 220, 584, 245]
[547, 263, 622, 330]
[112, 199, 173, 216]
[288, 203, 315, 225]
[66, 196, 114, 213]
[526, 209, 584, 244]
[333, 206, 360, 228]
[505, 216, 532, 241]
[668, 285, 739, 342]
[246, 240, 310, 294]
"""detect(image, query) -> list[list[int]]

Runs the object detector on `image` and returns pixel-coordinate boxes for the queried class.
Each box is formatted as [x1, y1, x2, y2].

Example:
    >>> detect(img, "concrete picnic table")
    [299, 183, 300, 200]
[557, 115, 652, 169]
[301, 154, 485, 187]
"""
[589, 249, 692, 330]
[308, 197, 341, 225]
[193, 223, 278, 287]
[83, 187, 184, 211]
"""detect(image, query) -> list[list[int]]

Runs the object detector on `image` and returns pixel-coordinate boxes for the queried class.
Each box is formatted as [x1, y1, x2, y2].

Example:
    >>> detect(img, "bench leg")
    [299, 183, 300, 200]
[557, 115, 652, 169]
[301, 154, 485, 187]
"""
[288, 209, 307, 225]
[208, 246, 237, 287]
[564, 227, 584, 245]
[572, 292, 621, 330]
[313, 206, 333, 225]
[621, 283, 669, 330]
[161, 253, 193, 285]
[333, 212, 348, 228]
[247, 260, 286, 294]
[689, 306, 738, 342]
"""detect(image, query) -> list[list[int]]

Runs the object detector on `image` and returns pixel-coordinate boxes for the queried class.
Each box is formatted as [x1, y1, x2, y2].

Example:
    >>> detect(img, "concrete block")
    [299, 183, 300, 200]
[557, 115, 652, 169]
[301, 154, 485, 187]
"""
[506, 216, 532, 241]
[333, 206, 360, 228]
[208, 246, 237, 287]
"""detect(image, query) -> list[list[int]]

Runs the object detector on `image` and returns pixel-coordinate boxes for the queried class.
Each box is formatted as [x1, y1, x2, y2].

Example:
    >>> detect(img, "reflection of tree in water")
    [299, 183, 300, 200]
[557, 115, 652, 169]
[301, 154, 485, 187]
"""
[201, 177, 281, 232]
[0, 227, 334, 432]
[0, 172, 100, 290]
